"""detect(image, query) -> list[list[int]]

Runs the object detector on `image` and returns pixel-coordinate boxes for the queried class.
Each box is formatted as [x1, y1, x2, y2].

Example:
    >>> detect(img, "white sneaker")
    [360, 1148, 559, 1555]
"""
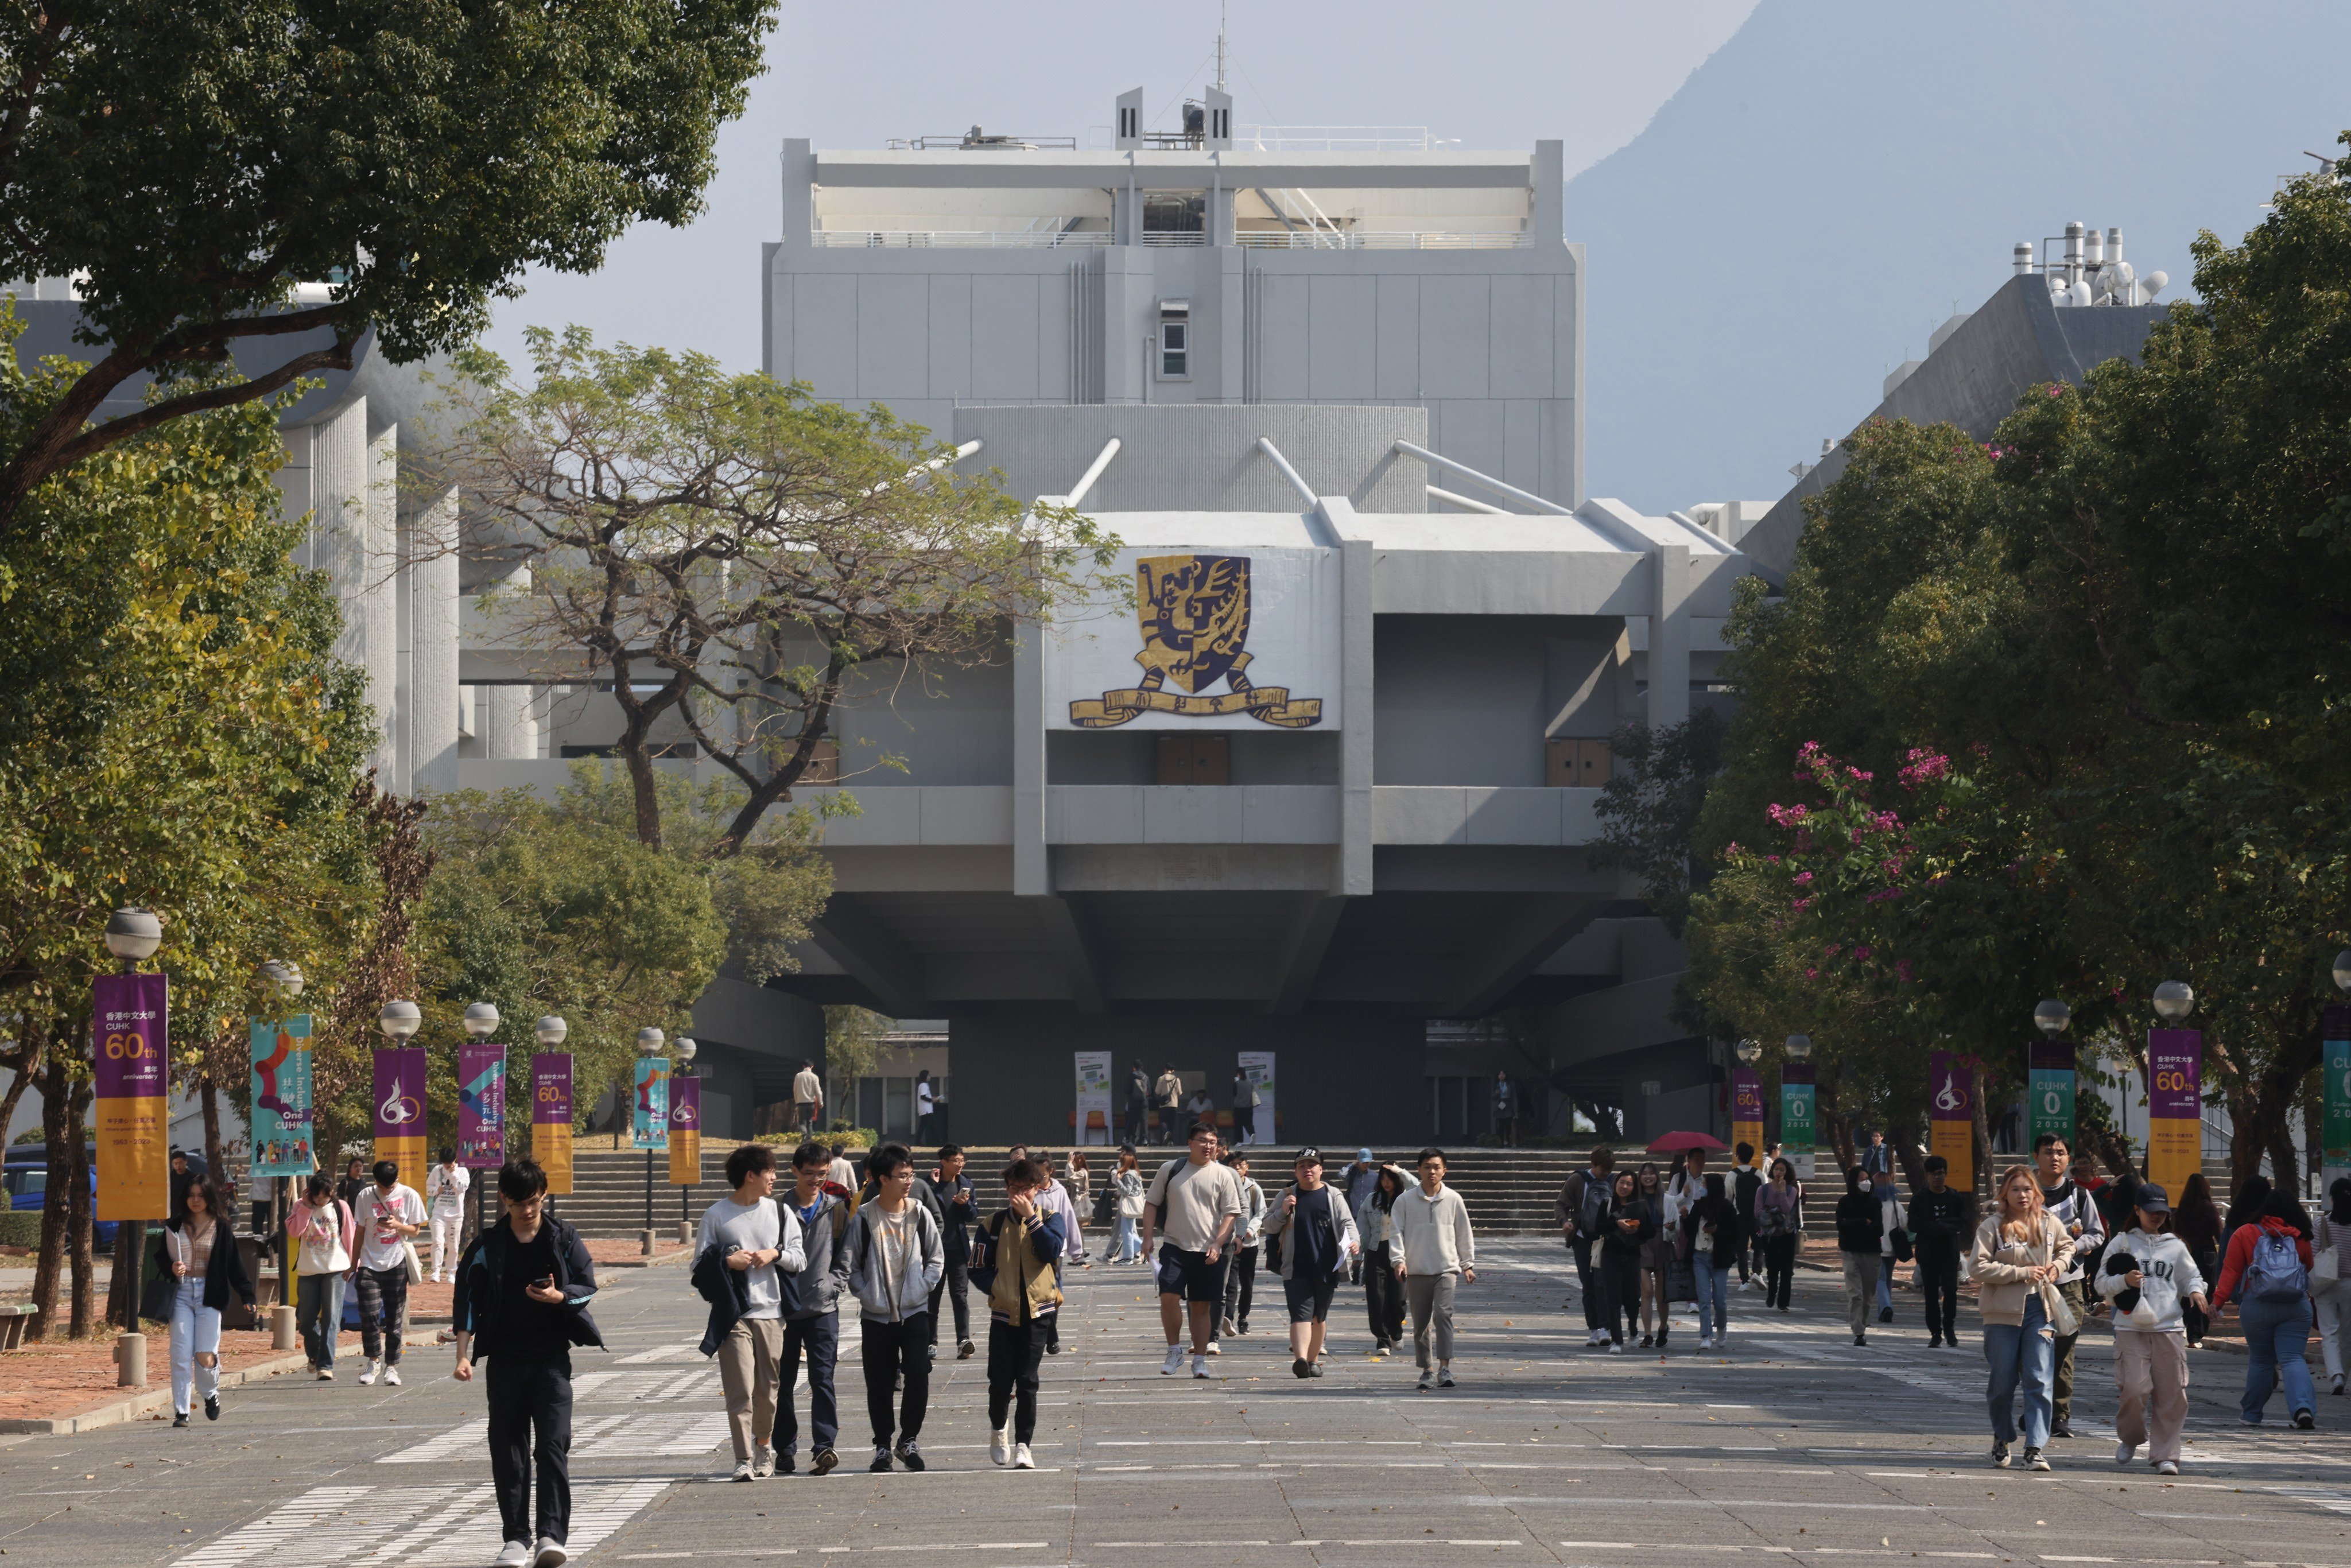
[1012, 1442, 1035, 1469]
[533, 1540, 567, 1568]
[1205, 1340, 1221, 1355]
[382, 1365, 402, 1387]
[2115, 1441, 2137, 1465]
[752, 1445, 775, 1478]
[2156, 1459, 2179, 1476]
[357, 1361, 379, 1387]
[1161, 1344, 1186, 1376]
[1608, 1342, 1624, 1354]
[1697, 1335, 1713, 1349]
[494, 1543, 531, 1568]
[991, 1427, 1011, 1466]
[1585, 1328, 1605, 1346]
[316, 1368, 335, 1381]
[1192, 1354, 1211, 1379]
[731, 1458, 756, 1482]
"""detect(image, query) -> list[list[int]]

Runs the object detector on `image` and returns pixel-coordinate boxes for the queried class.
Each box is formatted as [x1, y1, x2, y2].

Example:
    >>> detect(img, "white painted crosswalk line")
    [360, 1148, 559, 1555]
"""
[173, 1481, 670, 1566]
[379, 1411, 728, 1464]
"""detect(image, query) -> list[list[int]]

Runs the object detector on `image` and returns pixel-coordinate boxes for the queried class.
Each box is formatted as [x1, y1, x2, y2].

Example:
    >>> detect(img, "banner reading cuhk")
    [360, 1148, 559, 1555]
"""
[92, 972, 169, 1221]
[249, 1014, 315, 1177]
[2147, 1028, 2203, 1201]
[1780, 1062, 1816, 1181]
[668, 1076, 702, 1185]
[2029, 1039, 2077, 1151]
[373, 1046, 428, 1187]
[1929, 1050, 1974, 1193]
[1731, 1068, 1764, 1160]
[2323, 1005, 2351, 1198]
[632, 1057, 669, 1151]
[459, 1040, 508, 1169]
[533, 1054, 573, 1196]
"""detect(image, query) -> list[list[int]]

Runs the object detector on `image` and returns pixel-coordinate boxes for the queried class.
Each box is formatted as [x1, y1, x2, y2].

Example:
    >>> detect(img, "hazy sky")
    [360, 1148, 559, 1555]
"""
[483, 0, 1758, 368]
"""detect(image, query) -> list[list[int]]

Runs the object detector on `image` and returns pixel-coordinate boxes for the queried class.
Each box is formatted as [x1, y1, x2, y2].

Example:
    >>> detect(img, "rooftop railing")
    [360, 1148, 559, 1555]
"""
[807, 228, 1531, 251]
[810, 228, 1112, 249]
[1236, 230, 1531, 250]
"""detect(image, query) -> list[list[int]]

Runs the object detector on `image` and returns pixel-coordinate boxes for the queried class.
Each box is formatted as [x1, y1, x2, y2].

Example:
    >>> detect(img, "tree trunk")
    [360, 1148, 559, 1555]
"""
[2228, 1083, 2265, 1190]
[200, 1072, 227, 1194]
[1970, 1061, 1995, 1208]
[29, 1038, 68, 1341]
[67, 1080, 95, 1339]
[0, 1037, 37, 1150]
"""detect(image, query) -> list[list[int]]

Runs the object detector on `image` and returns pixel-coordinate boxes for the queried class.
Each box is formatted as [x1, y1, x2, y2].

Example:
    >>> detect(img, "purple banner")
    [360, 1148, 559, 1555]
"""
[533, 1054, 573, 1125]
[1928, 1051, 1972, 1123]
[2148, 1029, 2202, 1119]
[92, 972, 168, 1100]
[458, 1041, 507, 1169]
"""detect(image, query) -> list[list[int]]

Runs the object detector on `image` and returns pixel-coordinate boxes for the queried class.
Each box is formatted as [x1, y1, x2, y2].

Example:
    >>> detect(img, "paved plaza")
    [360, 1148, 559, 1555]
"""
[3, 1241, 2349, 1567]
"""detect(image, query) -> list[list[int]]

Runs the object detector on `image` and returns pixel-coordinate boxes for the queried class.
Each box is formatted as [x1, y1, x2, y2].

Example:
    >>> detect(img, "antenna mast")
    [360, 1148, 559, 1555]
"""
[1216, 0, 1228, 93]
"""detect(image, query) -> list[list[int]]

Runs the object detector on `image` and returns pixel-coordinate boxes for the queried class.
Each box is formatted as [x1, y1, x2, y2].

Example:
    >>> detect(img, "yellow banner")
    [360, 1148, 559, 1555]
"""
[374, 1134, 426, 1190]
[536, 1120, 574, 1196]
[2148, 1117, 2200, 1203]
[669, 1131, 701, 1187]
[1069, 683, 1322, 729]
[1931, 1116, 1973, 1194]
[95, 1095, 169, 1221]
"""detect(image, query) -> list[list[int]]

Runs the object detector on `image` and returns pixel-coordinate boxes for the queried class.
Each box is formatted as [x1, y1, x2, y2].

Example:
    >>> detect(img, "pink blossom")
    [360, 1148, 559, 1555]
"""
[1895, 958, 1915, 983]
[1792, 896, 1815, 913]
[1793, 871, 1814, 885]
[1853, 945, 1872, 960]
[1805, 968, 1819, 980]
[1767, 802, 1809, 827]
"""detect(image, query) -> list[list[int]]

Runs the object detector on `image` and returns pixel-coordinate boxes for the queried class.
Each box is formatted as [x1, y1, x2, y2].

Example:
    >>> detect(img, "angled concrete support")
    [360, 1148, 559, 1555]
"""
[807, 901, 930, 1018]
[1029, 893, 1107, 1013]
[1265, 895, 1346, 1015]
[1441, 896, 1634, 1018]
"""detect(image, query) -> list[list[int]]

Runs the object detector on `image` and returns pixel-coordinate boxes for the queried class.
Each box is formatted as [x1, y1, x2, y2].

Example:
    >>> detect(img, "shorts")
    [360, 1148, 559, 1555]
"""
[1283, 1275, 1339, 1324]
[1154, 1244, 1230, 1305]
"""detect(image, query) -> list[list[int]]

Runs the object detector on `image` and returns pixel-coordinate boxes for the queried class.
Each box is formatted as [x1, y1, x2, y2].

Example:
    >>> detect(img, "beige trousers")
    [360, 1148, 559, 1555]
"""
[2113, 1328, 2190, 1464]
[718, 1317, 786, 1461]
[1841, 1253, 1873, 1333]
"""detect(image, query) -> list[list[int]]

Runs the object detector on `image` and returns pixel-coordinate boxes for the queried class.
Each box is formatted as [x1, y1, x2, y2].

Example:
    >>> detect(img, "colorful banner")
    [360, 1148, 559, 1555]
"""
[92, 972, 169, 1222]
[1237, 1051, 1277, 1147]
[2324, 1006, 2351, 1198]
[459, 1041, 508, 1169]
[373, 1046, 428, 1186]
[249, 1014, 315, 1177]
[533, 1054, 574, 1196]
[632, 1057, 669, 1151]
[2147, 1028, 2203, 1201]
[1731, 1068, 1764, 1161]
[668, 1076, 702, 1185]
[1073, 1051, 1112, 1146]
[1929, 1050, 1974, 1193]
[2028, 1039, 2077, 1152]
[1780, 1062, 1816, 1181]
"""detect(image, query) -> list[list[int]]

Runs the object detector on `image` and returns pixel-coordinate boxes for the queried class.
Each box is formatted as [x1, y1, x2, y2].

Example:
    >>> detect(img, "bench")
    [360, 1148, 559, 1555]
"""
[0, 1303, 36, 1350]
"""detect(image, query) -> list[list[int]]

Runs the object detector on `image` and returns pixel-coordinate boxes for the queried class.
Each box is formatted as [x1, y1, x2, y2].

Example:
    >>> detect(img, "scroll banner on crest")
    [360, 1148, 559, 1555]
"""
[1929, 1051, 1974, 1193]
[2028, 1040, 2076, 1151]
[2323, 1005, 2351, 1198]
[250, 1014, 315, 1177]
[1073, 1051, 1112, 1146]
[92, 972, 169, 1222]
[1064, 554, 1328, 730]
[2146, 1029, 2203, 1201]
[533, 1054, 574, 1196]
[669, 1076, 701, 1186]
[632, 1057, 669, 1151]
[1779, 1063, 1816, 1181]
[373, 1046, 428, 1186]
[1237, 1051, 1277, 1147]
[1731, 1068, 1764, 1161]
[459, 1041, 507, 1169]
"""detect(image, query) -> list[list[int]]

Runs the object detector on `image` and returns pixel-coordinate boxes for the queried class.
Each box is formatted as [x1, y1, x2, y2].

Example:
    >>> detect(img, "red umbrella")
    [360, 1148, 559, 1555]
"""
[1646, 1131, 1728, 1154]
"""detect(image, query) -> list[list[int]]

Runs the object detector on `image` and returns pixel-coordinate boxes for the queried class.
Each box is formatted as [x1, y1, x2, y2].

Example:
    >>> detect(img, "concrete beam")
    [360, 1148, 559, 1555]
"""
[1265, 895, 1347, 1015]
[806, 901, 930, 1018]
[1027, 893, 1107, 1014]
[1440, 895, 1635, 1018]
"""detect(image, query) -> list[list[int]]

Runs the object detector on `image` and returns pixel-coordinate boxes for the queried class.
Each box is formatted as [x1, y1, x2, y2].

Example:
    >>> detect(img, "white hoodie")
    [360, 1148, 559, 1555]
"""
[2106, 1229, 2205, 1335]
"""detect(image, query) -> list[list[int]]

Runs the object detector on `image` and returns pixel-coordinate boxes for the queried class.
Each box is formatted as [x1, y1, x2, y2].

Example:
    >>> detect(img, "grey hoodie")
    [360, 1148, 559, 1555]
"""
[845, 1199, 945, 1322]
[780, 1190, 853, 1321]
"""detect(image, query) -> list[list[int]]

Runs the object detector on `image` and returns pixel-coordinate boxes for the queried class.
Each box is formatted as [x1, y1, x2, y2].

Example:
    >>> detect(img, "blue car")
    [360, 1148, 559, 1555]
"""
[4, 1152, 122, 1248]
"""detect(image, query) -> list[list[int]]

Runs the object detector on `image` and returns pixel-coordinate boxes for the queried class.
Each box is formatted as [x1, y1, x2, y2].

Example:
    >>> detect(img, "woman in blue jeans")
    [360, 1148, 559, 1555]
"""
[143, 1176, 255, 1426]
[1972, 1165, 2074, 1470]
[2212, 1190, 2318, 1427]
[1683, 1174, 1741, 1349]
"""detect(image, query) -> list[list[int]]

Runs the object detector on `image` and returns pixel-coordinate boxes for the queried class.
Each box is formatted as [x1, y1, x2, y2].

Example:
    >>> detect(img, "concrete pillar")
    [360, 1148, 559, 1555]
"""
[309, 399, 385, 747]
[1215, 246, 1246, 405]
[365, 422, 400, 785]
[1532, 140, 1565, 242]
[1013, 604, 1049, 896]
[480, 685, 541, 760]
[408, 486, 461, 793]
[1647, 543, 1691, 731]
[1320, 499, 1376, 899]
[780, 139, 814, 249]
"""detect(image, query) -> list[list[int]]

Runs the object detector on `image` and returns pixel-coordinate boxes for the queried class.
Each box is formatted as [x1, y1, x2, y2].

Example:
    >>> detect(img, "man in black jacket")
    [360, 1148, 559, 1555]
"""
[1905, 1155, 1973, 1348]
[1730, 1144, 1764, 1288]
[930, 1144, 977, 1361]
[453, 1159, 602, 1568]
[775, 1141, 855, 1476]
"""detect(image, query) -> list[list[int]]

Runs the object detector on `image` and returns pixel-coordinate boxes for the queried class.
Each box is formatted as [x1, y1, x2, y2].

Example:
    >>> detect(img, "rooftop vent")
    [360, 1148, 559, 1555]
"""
[2012, 223, 2166, 307]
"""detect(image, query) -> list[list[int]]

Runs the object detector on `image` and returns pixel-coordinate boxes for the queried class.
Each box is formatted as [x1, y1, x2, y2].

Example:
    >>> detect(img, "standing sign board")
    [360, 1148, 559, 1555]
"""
[533, 1054, 574, 1195]
[459, 1041, 508, 1168]
[632, 1058, 669, 1151]
[1929, 1050, 1974, 1193]
[1236, 1051, 1277, 1147]
[1731, 1068, 1764, 1160]
[249, 1014, 316, 1177]
[1073, 1051, 1113, 1146]
[2146, 1030, 2203, 1201]
[2324, 1006, 2351, 1198]
[374, 1046, 428, 1186]
[2028, 1040, 2077, 1151]
[669, 1077, 702, 1186]
[1780, 1062, 1816, 1181]
[93, 973, 169, 1221]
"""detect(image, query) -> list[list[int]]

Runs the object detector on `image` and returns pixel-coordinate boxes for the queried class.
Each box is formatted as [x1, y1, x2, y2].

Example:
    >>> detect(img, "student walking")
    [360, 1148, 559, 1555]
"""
[2211, 1189, 2319, 1428]
[1220, 1151, 1266, 1339]
[1140, 1121, 1244, 1378]
[695, 1143, 805, 1481]
[2314, 1178, 2351, 1395]
[2106, 1182, 2208, 1474]
[1871, 1169, 1903, 1323]
[932, 1145, 979, 1360]
[1104, 1148, 1146, 1264]
[977, 1156, 1065, 1469]
[453, 1159, 603, 1568]
[1635, 1163, 1672, 1347]
[1731, 1144, 1764, 1289]
[774, 1142, 854, 1476]
[426, 1148, 471, 1282]
[1394, 1147, 1476, 1390]
[147, 1175, 254, 1426]
[1596, 1170, 1654, 1351]
[1556, 1148, 1617, 1342]
[1343, 1150, 1383, 1284]
[2034, 1134, 2105, 1439]
[1124, 1063, 1151, 1148]
[1754, 1158, 1802, 1312]
[1973, 1163, 2075, 1472]
[1360, 1165, 1409, 1354]
[1031, 1152, 1080, 1355]
[352, 1159, 428, 1387]
[1232, 1068, 1260, 1147]
[1834, 1165, 1884, 1346]
[847, 1144, 945, 1471]
[289, 1173, 355, 1378]
[1683, 1173, 1740, 1349]
[793, 1062, 824, 1132]
[1262, 1147, 1359, 1378]
[1153, 1065, 1184, 1144]
[2173, 1174, 2224, 1348]
[1907, 1156, 1973, 1348]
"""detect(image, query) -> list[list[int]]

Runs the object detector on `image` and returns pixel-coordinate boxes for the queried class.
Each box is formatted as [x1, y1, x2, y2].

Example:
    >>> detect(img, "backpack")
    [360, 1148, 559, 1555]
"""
[2245, 1227, 2310, 1304]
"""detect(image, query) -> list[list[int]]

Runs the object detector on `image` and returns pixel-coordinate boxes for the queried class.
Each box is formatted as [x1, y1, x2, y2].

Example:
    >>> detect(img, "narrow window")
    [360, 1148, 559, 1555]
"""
[1160, 320, 1188, 378]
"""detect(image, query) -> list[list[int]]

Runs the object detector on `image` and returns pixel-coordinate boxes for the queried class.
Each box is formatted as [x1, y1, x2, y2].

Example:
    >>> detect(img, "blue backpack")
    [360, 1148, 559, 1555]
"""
[2245, 1227, 2309, 1303]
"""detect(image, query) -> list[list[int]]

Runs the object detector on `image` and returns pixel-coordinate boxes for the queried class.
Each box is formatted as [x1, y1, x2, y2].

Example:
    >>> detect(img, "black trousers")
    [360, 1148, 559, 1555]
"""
[486, 1354, 572, 1547]
[1762, 1234, 1797, 1310]
[1917, 1246, 1960, 1341]
[1596, 1251, 1643, 1343]
[859, 1314, 930, 1450]
[987, 1315, 1049, 1443]
[1221, 1244, 1259, 1329]
[1734, 1218, 1755, 1283]
[1234, 1104, 1256, 1144]
[774, 1311, 839, 1456]
[1364, 1243, 1406, 1344]
[929, 1257, 971, 1347]
[1570, 1238, 1603, 1329]
[1124, 1103, 1147, 1144]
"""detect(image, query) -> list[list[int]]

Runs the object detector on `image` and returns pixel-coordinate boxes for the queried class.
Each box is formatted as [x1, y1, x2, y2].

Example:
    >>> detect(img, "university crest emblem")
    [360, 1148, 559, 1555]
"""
[1068, 554, 1323, 728]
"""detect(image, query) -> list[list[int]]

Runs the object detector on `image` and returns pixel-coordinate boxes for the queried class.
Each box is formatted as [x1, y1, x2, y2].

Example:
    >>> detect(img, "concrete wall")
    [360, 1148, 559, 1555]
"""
[1375, 615, 1628, 786]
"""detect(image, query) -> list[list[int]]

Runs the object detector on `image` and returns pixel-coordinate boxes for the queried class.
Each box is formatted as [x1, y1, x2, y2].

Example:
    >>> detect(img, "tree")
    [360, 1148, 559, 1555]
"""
[429, 330, 1118, 852]
[0, 0, 777, 529]
[1590, 709, 1725, 938]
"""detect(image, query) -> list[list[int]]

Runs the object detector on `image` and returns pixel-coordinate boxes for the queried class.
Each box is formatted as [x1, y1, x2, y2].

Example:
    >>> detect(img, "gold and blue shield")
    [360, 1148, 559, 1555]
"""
[1135, 554, 1250, 693]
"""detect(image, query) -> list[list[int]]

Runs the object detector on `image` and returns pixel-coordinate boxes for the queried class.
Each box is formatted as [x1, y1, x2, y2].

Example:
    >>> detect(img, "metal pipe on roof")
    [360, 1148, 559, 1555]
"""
[869, 439, 981, 496]
[1425, 484, 1507, 515]
[1255, 437, 1318, 507]
[1391, 439, 1572, 515]
[1064, 438, 1122, 508]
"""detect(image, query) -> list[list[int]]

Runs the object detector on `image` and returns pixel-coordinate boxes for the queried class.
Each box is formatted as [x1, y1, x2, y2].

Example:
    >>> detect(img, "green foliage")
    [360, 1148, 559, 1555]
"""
[822, 1007, 894, 1096]
[1590, 709, 1726, 937]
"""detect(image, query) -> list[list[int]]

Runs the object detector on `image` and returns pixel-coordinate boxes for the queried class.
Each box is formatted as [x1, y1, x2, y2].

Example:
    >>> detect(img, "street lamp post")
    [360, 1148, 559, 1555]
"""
[102, 908, 162, 1387]
[260, 959, 304, 1352]
[638, 1026, 664, 1256]
[675, 1038, 698, 1244]
[463, 1002, 501, 1247]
